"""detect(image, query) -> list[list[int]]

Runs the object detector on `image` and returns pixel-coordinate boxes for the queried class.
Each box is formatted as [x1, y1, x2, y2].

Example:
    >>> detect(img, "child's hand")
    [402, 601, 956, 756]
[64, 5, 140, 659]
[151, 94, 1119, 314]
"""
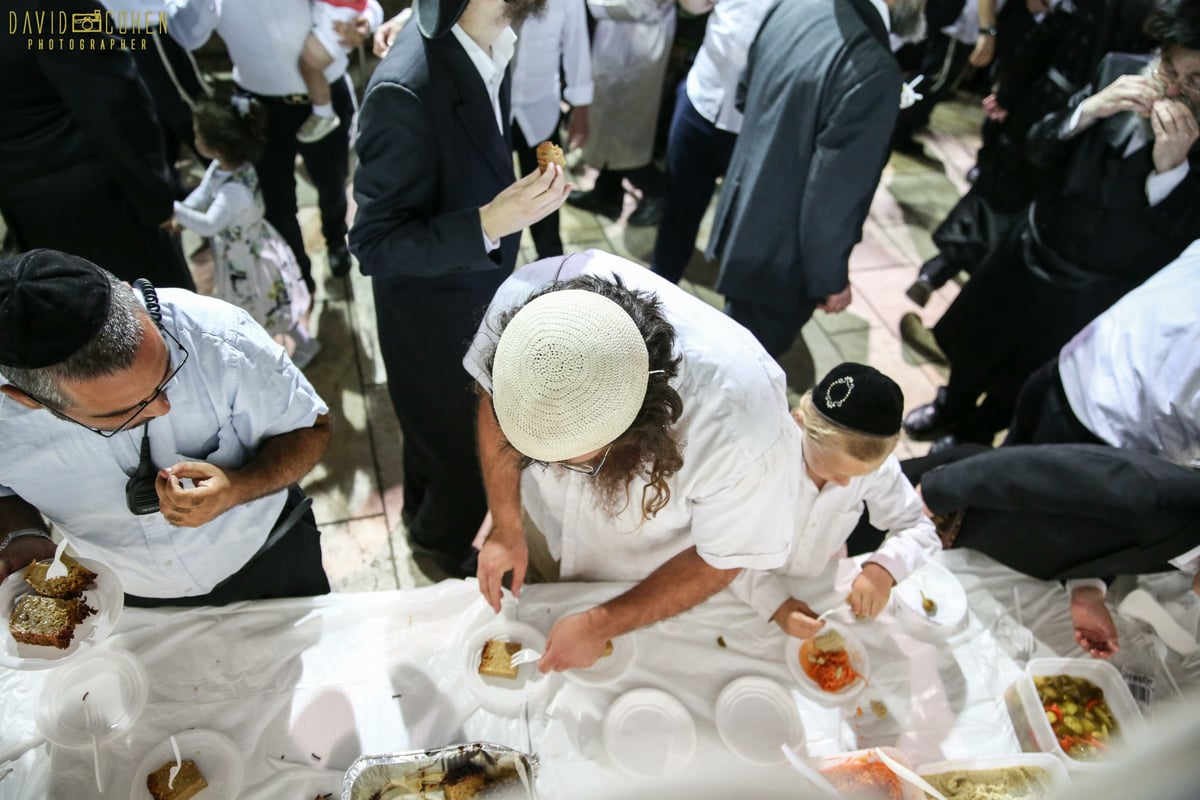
[160, 217, 182, 236]
[848, 562, 894, 618]
[772, 598, 826, 639]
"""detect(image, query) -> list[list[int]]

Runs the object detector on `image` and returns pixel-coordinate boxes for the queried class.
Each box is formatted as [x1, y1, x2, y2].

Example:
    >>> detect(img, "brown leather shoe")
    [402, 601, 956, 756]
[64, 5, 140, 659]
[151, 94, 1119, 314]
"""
[932, 509, 966, 549]
[900, 312, 948, 366]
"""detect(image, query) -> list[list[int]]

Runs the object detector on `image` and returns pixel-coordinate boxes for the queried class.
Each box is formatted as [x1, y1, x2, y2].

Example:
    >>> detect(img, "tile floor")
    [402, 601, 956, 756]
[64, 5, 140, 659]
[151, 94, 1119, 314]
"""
[191, 96, 985, 593]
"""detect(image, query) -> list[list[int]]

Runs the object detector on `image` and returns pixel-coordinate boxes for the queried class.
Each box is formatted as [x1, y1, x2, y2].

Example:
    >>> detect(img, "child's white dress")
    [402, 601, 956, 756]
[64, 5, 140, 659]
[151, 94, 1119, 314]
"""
[173, 162, 309, 336]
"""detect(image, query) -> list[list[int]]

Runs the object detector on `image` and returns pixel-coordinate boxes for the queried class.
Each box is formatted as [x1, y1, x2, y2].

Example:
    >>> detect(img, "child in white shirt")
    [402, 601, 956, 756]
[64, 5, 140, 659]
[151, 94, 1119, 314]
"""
[732, 363, 941, 637]
[173, 97, 319, 367]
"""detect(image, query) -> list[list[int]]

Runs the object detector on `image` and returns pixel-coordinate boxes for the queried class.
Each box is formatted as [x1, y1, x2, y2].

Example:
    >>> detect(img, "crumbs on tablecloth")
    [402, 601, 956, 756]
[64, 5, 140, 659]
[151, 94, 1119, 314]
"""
[311, 753, 321, 761]
[717, 636, 727, 648]
[392, 693, 403, 699]
[870, 700, 888, 719]
[82, 691, 89, 701]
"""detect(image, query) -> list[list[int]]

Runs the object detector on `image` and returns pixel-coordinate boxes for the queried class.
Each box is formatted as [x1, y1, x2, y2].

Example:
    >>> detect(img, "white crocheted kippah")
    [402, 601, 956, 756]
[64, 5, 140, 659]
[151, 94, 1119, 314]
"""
[493, 289, 650, 462]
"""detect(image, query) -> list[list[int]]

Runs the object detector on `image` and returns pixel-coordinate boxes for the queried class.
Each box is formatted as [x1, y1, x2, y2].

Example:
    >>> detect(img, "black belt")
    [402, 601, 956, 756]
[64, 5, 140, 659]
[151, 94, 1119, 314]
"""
[210, 485, 312, 591]
[1022, 205, 1120, 290]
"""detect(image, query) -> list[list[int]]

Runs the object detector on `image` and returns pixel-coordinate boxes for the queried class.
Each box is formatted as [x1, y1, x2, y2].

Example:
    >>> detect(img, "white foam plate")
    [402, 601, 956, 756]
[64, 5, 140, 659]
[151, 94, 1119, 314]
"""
[0, 557, 124, 670]
[129, 729, 244, 800]
[35, 647, 149, 749]
[891, 559, 968, 635]
[784, 624, 870, 705]
[603, 688, 696, 777]
[714, 676, 804, 766]
[564, 633, 637, 688]
[462, 619, 550, 716]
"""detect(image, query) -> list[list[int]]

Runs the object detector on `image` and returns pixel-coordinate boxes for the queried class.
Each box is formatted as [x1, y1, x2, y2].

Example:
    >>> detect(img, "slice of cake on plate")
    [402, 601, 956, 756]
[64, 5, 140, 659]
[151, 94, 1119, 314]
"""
[23, 553, 97, 598]
[478, 640, 522, 679]
[8, 594, 93, 649]
[146, 759, 208, 800]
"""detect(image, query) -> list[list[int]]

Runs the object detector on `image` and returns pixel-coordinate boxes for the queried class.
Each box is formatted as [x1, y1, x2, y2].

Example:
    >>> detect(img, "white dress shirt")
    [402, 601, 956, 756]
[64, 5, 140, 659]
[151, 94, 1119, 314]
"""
[0, 290, 328, 598]
[166, 0, 383, 95]
[684, 0, 775, 133]
[463, 250, 800, 581]
[730, 445, 941, 621]
[1059, 238, 1200, 470]
[511, 0, 593, 143]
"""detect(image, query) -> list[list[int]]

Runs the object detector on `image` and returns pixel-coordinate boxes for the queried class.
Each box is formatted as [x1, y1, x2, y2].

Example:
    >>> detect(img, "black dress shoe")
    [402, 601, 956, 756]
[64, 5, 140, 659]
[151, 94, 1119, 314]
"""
[627, 195, 664, 227]
[905, 278, 933, 307]
[328, 243, 353, 278]
[928, 433, 961, 454]
[902, 387, 956, 441]
[566, 188, 623, 219]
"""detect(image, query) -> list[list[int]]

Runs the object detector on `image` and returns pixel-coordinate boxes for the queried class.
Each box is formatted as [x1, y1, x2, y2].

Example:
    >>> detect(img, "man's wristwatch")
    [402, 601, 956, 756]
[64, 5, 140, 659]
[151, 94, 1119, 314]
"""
[978, 25, 998, 36]
[0, 528, 52, 553]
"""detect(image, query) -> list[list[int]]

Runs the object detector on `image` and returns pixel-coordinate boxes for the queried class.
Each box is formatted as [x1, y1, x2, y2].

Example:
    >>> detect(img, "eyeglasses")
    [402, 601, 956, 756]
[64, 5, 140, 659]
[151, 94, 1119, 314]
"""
[1156, 57, 1200, 96]
[37, 326, 189, 438]
[521, 444, 613, 477]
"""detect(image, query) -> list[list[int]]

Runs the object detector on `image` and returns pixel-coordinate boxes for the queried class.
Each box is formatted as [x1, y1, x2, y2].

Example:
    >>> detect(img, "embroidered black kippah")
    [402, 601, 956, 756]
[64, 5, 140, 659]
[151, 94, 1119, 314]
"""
[813, 362, 903, 436]
[0, 249, 112, 369]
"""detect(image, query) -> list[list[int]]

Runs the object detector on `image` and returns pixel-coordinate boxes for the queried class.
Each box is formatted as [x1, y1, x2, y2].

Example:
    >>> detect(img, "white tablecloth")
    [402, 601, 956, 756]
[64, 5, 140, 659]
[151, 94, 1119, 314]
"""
[2, 550, 1198, 799]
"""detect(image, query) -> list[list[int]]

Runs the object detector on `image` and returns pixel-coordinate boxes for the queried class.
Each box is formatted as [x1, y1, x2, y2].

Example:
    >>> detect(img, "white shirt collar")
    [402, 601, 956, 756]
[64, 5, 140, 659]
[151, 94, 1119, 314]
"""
[867, 0, 892, 33]
[450, 24, 517, 87]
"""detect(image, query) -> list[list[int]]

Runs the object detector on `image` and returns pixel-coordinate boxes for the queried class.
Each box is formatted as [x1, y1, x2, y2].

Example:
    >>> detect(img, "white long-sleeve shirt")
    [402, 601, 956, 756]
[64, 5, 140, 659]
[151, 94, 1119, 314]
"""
[684, 0, 775, 133]
[511, 0, 593, 142]
[166, 0, 383, 95]
[731, 446, 941, 621]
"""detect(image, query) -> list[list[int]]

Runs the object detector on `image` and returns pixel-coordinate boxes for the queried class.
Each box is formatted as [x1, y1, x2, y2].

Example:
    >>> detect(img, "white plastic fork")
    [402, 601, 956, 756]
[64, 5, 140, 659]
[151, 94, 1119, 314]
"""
[44, 537, 69, 580]
[508, 647, 542, 667]
[82, 703, 104, 794]
[167, 734, 182, 789]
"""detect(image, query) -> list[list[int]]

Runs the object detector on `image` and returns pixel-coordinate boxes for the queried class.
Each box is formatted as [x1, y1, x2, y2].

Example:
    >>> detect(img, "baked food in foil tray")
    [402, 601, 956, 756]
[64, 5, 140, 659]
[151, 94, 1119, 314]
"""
[341, 742, 537, 800]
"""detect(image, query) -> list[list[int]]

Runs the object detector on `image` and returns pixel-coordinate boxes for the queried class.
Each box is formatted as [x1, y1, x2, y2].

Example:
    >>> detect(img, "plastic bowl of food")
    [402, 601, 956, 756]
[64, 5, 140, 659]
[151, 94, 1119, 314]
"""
[784, 624, 869, 704]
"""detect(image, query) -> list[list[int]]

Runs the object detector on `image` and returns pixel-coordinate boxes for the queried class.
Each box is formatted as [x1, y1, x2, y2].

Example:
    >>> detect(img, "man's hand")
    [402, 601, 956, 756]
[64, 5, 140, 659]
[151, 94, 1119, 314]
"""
[771, 597, 826, 639]
[155, 462, 243, 527]
[969, 34, 995, 68]
[848, 562, 894, 618]
[982, 93, 1008, 122]
[334, 16, 371, 49]
[1077, 75, 1161, 129]
[1193, 569, 1200, 596]
[1150, 97, 1200, 174]
[539, 607, 610, 672]
[1070, 585, 1120, 658]
[476, 521, 528, 613]
[819, 286, 853, 313]
[479, 165, 571, 242]
[566, 106, 590, 151]
[0, 535, 55, 583]
[372, 8, 411, 57]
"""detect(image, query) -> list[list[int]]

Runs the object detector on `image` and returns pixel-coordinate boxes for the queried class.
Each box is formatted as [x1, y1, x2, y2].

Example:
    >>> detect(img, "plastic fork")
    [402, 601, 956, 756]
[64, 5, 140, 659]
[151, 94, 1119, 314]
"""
[875, 748, 948, 800]
[82, 703, 104, 793]
[167, 734, 182, 788]
[44, 537, 69, 580]
[508, 648, 542, 667]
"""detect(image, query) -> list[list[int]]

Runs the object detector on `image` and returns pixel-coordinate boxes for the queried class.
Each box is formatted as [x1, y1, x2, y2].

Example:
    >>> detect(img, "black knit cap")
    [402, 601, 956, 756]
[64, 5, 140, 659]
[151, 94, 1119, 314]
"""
[813, 362, 904, 437]
[0, 249, 112, 369]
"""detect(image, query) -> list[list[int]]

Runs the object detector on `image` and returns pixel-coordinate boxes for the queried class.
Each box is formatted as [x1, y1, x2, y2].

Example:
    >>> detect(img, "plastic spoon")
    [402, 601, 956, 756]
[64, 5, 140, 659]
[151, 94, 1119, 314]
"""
[779, 744, 840, 798]
[874, 748, 948, 800]
[44, 537, 69, 580]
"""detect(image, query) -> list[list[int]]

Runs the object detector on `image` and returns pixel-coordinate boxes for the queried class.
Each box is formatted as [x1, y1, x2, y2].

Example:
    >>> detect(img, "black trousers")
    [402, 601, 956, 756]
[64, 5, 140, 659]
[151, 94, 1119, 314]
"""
[373, 274, 503, 567]
[126, 486, 329, 607]
[512, 123, 564, 259]
[0, 159, 193, 290]
[894, 32, 972, 139]
[244, 76, 356, 291]
[1005, 358, 1106, 446]
[725, 296, 819, 359]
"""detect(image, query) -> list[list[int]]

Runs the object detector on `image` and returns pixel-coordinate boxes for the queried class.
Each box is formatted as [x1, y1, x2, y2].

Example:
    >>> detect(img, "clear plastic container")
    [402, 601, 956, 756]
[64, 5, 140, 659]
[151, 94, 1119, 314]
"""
[916, 753, 1069, 798]
[812, 747, 926, 800]
[1004, 657, 1145, 772]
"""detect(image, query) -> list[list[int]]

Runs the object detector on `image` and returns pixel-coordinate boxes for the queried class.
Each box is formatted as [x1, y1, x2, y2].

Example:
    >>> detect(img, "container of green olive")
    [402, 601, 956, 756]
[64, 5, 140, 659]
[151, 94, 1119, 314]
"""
[1004, 658, 1145, 772]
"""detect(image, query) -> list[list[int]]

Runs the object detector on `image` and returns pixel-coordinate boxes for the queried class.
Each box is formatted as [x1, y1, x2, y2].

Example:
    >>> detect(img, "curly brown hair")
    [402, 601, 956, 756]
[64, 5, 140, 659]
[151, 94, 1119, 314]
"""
[480, 273, 684, 520]
[193, 95, 267, 165]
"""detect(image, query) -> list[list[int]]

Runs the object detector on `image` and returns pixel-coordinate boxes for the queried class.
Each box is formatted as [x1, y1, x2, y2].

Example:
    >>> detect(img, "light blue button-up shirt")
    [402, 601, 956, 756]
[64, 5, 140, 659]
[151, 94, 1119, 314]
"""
[0, 290, 328, 598]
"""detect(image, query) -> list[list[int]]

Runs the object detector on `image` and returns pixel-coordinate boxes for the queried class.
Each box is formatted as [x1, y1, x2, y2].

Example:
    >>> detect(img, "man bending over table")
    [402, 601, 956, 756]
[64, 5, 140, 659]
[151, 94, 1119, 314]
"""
[0, 249, 332, 605]
[465, 250, 802, 672]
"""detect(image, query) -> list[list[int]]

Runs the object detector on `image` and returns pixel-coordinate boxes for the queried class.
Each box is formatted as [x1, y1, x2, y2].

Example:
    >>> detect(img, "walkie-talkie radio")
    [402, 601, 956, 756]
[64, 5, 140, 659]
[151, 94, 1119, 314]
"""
[125, 279, 162, 516]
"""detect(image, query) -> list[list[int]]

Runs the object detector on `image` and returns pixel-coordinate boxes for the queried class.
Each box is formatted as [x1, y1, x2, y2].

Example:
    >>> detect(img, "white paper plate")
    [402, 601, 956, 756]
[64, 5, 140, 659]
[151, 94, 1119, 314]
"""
[564, 633, 637, 688]
[891, 559, 968, 634]
[714, 676, 804, 766]
[784, 625, 870, 704]
[462, 619, 550, 716]
[603, 688, 696, 777]
[129, 729, 244, 800]
[35, 647, 149, 749]
[0, 557, 124, 670]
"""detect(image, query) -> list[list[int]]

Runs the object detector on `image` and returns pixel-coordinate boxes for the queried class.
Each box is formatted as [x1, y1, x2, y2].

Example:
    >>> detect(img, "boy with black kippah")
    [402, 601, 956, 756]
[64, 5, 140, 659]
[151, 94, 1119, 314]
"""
[732, 362, 942, 638]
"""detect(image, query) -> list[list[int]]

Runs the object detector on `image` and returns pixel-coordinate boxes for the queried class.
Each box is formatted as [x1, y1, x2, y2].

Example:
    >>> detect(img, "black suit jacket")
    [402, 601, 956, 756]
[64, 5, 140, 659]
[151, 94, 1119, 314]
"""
[923, 445, 1200, 580]
[350, 22, 518, 289]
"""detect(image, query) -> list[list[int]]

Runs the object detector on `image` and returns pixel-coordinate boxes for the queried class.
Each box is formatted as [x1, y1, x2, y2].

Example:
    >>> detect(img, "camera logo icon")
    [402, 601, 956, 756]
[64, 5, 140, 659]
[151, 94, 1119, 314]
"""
[72, 10, 103, 33]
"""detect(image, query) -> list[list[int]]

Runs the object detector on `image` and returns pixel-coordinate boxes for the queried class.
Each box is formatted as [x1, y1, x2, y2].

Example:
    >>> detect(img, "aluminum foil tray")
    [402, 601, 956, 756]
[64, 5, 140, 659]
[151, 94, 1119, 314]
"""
[341, 741, 538, 800]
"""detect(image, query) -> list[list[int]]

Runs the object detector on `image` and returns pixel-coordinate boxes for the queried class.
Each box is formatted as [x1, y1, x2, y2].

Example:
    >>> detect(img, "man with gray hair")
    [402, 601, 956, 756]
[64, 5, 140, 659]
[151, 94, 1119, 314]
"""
[465, 249, 801, 672]
[0, 249, 332, 605]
